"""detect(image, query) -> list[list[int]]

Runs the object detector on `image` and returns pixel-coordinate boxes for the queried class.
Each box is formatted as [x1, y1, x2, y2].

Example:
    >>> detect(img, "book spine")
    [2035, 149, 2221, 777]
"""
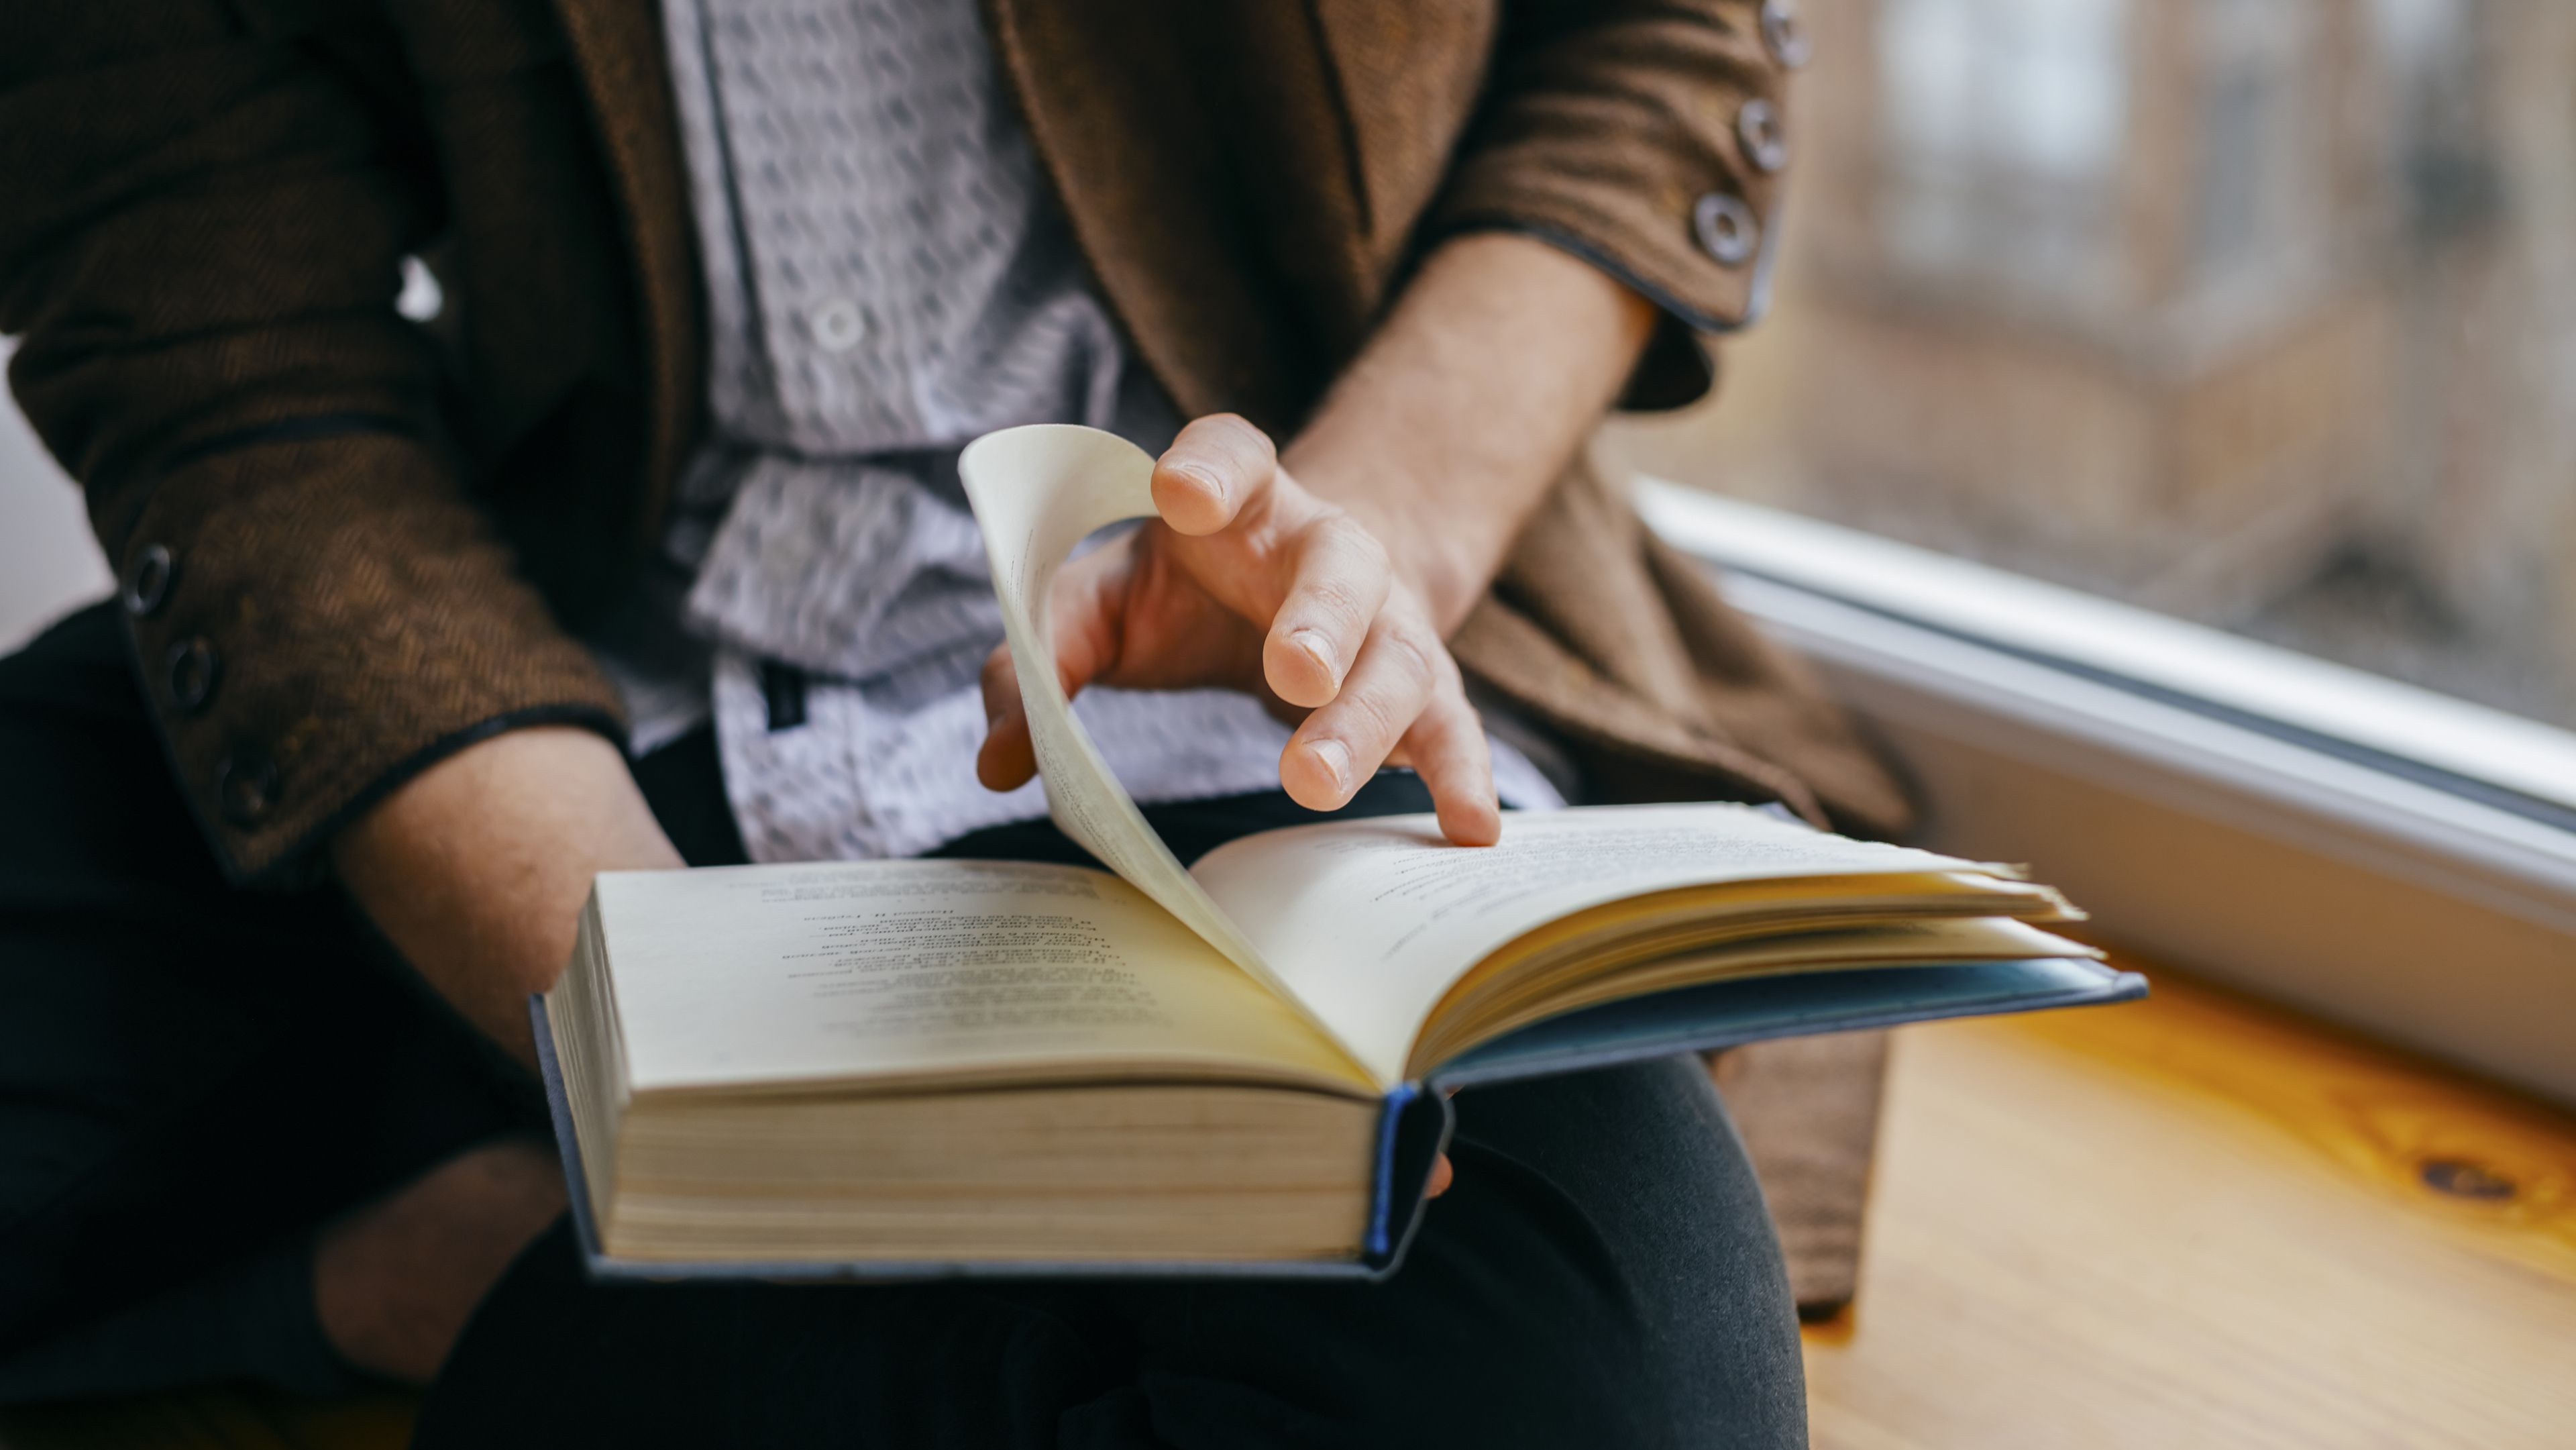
[1364, 1084, 1421, 1258]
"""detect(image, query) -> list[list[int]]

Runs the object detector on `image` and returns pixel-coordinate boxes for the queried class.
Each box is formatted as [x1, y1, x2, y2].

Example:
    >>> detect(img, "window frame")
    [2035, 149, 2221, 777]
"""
[1639, 478, 2576, 1106]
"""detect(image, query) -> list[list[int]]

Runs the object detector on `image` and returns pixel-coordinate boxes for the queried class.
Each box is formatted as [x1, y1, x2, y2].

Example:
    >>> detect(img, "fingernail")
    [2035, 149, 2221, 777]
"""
[1290, 629, 1337, 681]
[1308, 739, 1350, 794]
[1177, 464, 1226, 506]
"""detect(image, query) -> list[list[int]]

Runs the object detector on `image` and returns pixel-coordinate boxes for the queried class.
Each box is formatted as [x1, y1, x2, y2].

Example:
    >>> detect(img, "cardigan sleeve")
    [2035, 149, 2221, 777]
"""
[0, 0, 625, 884]
[1426, 0, 1800, 409]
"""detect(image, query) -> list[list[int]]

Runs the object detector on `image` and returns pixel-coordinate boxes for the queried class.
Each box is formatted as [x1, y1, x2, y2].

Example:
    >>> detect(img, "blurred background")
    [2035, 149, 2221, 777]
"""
[1597, 0, 2576, 729]
[8, 0, 2575, 729]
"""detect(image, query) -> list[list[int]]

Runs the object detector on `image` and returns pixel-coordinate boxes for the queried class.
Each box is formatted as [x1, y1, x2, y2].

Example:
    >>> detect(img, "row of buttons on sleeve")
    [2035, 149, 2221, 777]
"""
[123, 541, 280, 829]
[1693, 0, 1809, 269]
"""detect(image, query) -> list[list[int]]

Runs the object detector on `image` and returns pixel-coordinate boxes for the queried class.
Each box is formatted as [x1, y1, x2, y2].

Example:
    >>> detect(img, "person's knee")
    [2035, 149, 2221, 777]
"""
[1137, 1053, 1806, 1446]
[1407, 1209, 1805, 1449]
[1416, 1058, 1807, 1446]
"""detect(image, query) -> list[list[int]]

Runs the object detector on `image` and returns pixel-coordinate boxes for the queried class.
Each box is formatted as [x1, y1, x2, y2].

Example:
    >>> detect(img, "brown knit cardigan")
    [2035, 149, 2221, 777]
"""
[0, 0, 1907, 882]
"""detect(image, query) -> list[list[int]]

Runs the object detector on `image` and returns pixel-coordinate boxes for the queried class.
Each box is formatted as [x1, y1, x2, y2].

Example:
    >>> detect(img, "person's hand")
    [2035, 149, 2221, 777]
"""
[975, 413, 1502, 847]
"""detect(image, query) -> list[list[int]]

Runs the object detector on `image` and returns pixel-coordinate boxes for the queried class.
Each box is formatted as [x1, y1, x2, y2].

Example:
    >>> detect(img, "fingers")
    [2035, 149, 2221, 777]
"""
[1152, 416, 1384, 709]
[1394, 682, 1503, 847]
[975, 645, 1035, 791]
[1087, 413, 1503, 844]
[1425, 1152, 1454, 1199]
[1279, 614, 1428, 812]
[1150, 414, 1276, 536]
[1262, 513, 1389, 709]
[1281, 605, 1499, 845]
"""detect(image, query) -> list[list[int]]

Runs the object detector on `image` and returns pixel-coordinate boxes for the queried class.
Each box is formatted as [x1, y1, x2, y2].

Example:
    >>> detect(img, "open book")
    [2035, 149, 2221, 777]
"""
[537, 425, 2145, 1279]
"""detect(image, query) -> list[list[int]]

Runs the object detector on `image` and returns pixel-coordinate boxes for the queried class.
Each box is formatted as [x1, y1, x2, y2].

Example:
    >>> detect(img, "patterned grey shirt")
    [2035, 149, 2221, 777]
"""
[598, 0, 1564, 863]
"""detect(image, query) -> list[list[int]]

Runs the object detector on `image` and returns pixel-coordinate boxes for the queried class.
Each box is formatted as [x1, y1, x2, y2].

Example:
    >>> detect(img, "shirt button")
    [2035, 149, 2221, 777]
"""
[1761, 0, 1813, 70]
[810, 297, 868, 354]
[165, 637, 221, 715]
[123, 543, 176, 617]
[215, 748, 281, 827]
[1693, 193, 1760, 268]
[1737, 98, 1788, 174]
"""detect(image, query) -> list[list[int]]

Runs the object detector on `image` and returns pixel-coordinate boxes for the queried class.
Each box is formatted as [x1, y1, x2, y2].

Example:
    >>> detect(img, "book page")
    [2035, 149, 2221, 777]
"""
[957, 425, 1373, 1080]
[1188, 803, 1994, 1084]
[595, 859, 1373, 1098]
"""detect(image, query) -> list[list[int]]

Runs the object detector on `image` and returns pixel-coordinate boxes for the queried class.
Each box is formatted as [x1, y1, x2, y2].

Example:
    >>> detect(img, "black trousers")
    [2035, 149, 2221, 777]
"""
[0, 603, 1806, 1447]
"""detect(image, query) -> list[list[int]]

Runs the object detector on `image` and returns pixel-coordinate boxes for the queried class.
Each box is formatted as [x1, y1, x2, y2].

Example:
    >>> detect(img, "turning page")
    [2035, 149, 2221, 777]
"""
[957, 425, 1374, 1080]
[955, 426, 2019, 1090]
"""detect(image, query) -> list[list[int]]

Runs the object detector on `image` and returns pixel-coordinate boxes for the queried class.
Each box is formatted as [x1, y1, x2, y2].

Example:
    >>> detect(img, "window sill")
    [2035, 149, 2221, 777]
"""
[1638, 478, 2576, 1106]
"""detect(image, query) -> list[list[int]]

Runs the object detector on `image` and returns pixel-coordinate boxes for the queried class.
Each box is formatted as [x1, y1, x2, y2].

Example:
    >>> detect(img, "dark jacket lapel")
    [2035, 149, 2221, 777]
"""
[548, 0, 703, 550]
[981, 0, 1342, 433]
[546, 0, 1361, 478]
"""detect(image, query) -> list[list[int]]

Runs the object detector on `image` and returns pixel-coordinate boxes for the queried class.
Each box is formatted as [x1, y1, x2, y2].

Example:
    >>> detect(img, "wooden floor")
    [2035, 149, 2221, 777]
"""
[1804, 964, 2576, 1450]
[5, 962, 2571, 1449]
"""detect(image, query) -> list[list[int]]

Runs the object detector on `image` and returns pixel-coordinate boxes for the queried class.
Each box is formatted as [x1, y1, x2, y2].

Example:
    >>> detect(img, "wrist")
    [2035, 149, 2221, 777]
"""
[1285, 452, 1495, 637]
[1353, 498, 1487, 635]
[1277, 236, 1654, 638]
[333, 725, 680, 1065]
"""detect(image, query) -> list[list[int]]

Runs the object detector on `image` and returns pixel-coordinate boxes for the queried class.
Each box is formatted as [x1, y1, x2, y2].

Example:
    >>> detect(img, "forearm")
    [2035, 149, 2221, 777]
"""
[1284, 231, 1658, 633]
[330, 727, 682, 1068]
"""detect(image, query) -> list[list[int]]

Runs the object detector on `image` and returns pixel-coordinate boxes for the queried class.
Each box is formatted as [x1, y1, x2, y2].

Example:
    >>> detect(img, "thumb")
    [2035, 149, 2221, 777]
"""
[976, 552, 1129, 791]
[975, 644, 1036, 790]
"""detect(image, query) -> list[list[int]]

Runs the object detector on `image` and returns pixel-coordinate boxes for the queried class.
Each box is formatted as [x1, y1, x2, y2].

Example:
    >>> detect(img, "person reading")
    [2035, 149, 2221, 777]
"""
[0, 1, 1935, 1445]
[541, 424, 2124, 1277]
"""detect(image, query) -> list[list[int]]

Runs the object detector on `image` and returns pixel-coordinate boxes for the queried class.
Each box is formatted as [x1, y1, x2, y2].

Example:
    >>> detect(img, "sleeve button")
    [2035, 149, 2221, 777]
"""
[1693, 193, 1760, 267]
[1737, 99, 1789, 174]
[164, 638, 221, 715]
[122, 544, 176, 617]
[1761, 0, 1814, 70]
[215, 749, 281, 827]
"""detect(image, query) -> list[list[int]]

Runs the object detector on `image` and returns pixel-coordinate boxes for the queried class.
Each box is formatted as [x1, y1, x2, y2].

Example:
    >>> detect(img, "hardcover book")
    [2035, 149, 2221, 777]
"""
[534, 425, 2144, 1280]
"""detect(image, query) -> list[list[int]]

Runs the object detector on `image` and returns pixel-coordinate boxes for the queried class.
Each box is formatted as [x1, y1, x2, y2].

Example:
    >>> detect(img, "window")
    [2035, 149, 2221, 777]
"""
[2192, 0, 2315, 283]
[1606, 0, 2576, 1100]
[1876, 0, 2132, 308]
[1604, 0, 2576, 735]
